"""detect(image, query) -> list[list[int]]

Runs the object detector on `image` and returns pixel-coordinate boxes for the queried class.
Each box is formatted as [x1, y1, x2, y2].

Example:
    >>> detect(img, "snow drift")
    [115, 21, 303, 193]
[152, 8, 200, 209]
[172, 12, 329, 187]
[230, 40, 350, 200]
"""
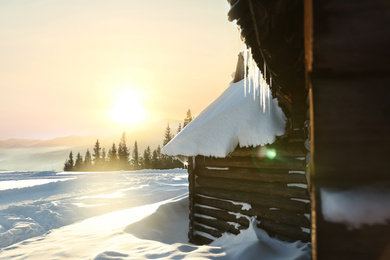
[321, 183, 390, 229]
[0, 170, 311, 259]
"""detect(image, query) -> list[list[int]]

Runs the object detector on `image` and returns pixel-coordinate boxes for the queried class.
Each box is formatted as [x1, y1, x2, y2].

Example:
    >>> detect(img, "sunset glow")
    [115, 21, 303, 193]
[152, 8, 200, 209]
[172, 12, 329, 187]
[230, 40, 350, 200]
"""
[110, 88, 146, 125]
[0, 0, 244, 140]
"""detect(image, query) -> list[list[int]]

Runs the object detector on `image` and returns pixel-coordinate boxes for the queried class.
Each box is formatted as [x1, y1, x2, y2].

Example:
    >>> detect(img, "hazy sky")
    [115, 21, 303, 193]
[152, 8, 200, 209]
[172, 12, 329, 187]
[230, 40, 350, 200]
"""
[0, 0, 244, 140]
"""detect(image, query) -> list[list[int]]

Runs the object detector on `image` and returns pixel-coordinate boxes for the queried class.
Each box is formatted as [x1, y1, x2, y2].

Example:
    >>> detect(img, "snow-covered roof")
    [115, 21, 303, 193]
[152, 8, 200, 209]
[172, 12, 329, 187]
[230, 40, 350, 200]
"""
[162, 79, 286, 157]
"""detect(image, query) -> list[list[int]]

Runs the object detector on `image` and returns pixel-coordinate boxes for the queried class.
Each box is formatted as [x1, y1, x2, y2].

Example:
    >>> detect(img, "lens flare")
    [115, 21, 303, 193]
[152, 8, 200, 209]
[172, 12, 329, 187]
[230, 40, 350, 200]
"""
[254, 147, 277, 159]
[266, 149, 277, 159]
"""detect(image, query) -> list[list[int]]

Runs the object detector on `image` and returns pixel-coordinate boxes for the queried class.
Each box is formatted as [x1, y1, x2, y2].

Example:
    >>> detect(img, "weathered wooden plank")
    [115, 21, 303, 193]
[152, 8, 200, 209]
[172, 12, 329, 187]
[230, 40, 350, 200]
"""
[195, 156, 305, 170]
[188, 157, 196, 242]
[191, 234, 213, 245]
[275, 90, 293, 116]
[194, 195, 310, 228]
[194, 205, 310, 243]
[253, 205, 310, 229]
[194, 205, 250, 228]
[312, 0, 390, 76]
[309, 0, 390, 258]
[259, 219, 311, 242]
[317, 220, 390, 260]
[196, 166, 307, 183]
[196, 176, 309, 199]
[229, 142, 306, 157]
[312, 80, 390, 181]
[194, 216, 240, 235]
[193, 223, 223, 239]
[197, 187, 310, 213]
[195, 194, 248, 213]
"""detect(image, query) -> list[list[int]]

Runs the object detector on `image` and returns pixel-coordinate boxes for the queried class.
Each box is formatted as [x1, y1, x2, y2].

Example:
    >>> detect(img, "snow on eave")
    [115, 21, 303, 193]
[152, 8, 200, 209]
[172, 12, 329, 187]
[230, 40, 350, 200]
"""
[161, 79, 286, 158]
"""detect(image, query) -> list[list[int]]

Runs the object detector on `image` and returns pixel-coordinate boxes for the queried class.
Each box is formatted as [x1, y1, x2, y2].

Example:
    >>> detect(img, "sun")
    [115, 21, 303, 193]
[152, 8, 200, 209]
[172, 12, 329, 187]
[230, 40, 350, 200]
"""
[110, 88, 146, 125]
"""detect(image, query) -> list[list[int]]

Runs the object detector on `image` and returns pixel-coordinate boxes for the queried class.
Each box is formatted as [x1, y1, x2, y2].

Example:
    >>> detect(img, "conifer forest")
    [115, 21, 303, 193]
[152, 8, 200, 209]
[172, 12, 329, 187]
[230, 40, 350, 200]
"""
[63, 109, 193, 171]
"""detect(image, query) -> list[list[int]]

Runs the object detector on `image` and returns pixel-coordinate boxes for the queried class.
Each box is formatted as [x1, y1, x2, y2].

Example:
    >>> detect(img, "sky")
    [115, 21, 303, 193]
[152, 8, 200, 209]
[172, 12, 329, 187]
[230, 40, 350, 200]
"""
[0, 0, 244, 140]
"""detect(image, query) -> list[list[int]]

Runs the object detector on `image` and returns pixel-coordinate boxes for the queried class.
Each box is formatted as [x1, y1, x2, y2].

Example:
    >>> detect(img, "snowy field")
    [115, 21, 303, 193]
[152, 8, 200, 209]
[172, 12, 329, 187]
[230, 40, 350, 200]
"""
[0, 169, 310, 259]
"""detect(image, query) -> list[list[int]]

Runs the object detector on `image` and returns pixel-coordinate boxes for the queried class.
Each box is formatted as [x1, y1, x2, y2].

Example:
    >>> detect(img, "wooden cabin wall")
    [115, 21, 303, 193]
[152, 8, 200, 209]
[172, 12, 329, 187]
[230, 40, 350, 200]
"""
[188, 140, 311, 245]
[305, 0, 390, 259]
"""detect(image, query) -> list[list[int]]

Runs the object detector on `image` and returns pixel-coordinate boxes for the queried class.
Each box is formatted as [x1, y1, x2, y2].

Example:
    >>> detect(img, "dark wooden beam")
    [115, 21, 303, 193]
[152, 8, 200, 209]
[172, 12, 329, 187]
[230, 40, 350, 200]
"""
[194, 216, 240, 235]
[191, 234, 213, 245]
[193, 223, 223, 239]
[196, 176, 309, 199]
[195, 206, 250, 228]
[195, 195, 310, 228]
[197, 187, 310, 213]
[195, 156, 305, 171]
[307, 0, 390, 259]
[312, 0, 390, 77]
[229, 142, 306, 157]
[259, 219, 311, 242]
[196, 167, 307, 183]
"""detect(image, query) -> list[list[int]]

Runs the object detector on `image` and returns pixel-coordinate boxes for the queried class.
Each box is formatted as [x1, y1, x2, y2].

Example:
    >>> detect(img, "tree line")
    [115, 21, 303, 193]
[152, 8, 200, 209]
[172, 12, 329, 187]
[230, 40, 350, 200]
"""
[63, 109, 193, 171]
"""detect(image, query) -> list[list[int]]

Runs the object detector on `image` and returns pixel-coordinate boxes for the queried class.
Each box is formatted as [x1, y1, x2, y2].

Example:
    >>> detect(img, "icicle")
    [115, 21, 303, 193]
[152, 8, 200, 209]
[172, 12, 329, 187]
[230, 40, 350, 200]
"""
[252, 53, 257, 101]
[262, 82, 265, 113]
[248, 47, 253, 96]
[263, 61, 267, 113]
[268, 77, 271, 115]
[247, 48, 251, 95]
[259, 76, 263, 108]
[242, 47, 272, 114]
[256, 66, 260, 100]
[243, 46, 248, 97]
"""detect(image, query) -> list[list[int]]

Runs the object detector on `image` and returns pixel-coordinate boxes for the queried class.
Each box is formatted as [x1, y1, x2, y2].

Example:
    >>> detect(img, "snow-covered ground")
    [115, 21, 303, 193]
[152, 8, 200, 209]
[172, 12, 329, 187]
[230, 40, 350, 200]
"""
[0, 170, 311, 259]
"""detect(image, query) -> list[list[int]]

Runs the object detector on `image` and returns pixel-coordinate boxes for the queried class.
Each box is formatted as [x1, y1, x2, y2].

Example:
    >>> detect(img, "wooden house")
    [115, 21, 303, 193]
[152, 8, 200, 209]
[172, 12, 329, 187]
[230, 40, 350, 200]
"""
[162, 52, 311, 244]
[165, 0, 390, 259]
[225, 0, 390, 259]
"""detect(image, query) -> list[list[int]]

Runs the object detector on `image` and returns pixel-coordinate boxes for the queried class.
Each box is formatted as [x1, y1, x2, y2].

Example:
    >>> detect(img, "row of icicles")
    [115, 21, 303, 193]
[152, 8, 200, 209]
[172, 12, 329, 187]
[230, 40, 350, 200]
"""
[243, 46, 272, 114]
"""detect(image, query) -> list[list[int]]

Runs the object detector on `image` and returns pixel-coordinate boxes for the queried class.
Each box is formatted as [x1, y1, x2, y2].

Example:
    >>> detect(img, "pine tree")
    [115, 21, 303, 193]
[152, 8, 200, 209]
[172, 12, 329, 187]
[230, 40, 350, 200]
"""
[183, 109, 193, 127]
[83, 149, 93, 171]
[143, 146, 152, 169]
[108, 143, 118, 170]
[177, 123, 182, 134]
[138, 156, 144, 170]
[156, 145, 161, 157]
[100, 148, 107, 170]
[152, 149, 158, 169]
[163, 123, 173, 146]
[92, 139, 102, 166]
[69, 151, 74, 167]
[151, 145, 162, 169]
[162, 124, 174, 168]
[118, 132, 130, 169]
[162, 124, 175, 169]
[102, 148, 106, 161]
[74, 152, 83, 171]
[131, 140, 139, 170]
[156, 145, 162, 168]
[152, 146, 162, 169]
[63, 151, 74, 171]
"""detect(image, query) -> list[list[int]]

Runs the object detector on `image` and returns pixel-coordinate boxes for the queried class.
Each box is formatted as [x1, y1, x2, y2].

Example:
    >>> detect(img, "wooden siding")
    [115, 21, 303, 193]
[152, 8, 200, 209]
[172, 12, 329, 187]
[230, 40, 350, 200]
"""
[227, 0, 390, 259]
[306, 0, 390, 259]
[188, 139, 311, 245]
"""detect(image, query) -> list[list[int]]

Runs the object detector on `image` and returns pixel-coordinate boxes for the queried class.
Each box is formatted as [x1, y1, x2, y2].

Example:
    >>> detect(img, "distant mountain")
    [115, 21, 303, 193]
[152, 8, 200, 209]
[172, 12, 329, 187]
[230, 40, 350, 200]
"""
[0, 135, 99, 148]
[0, 118, 183, 171]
